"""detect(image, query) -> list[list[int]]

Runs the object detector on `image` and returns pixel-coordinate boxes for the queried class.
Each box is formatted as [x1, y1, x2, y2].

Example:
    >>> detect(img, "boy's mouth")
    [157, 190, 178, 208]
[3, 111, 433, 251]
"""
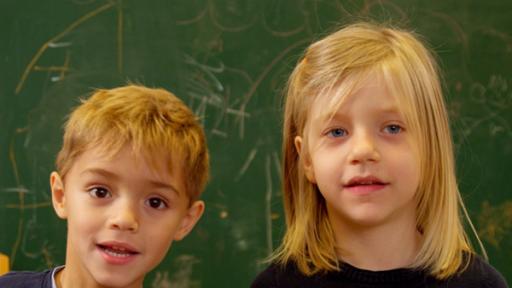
[97, 243, 139, 257]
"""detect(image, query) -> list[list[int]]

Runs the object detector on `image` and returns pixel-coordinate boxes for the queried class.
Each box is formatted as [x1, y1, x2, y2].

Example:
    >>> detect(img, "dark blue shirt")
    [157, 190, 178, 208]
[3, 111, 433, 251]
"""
[0, 268, 56, 288]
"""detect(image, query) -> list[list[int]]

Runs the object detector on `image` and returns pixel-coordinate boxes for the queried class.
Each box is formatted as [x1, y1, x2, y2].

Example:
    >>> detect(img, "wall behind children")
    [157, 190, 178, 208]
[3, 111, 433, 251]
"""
[1, 0, 511, 286]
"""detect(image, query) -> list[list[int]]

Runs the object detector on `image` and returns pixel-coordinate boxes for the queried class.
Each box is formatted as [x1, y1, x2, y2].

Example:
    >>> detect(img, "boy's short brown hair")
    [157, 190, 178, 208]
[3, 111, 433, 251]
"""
[56, 84, 209, 201]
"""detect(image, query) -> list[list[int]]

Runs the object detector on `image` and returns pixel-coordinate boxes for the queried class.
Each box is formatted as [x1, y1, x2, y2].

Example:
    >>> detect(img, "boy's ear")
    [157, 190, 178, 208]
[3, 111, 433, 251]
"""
[174, 200, 205, 241]
[50, 171, 68, 219]
[294, 136, 316, 183]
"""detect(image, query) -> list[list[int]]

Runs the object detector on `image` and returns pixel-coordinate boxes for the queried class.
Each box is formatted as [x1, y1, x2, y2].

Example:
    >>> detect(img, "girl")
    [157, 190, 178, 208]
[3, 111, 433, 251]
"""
[252, 22, 508, 287]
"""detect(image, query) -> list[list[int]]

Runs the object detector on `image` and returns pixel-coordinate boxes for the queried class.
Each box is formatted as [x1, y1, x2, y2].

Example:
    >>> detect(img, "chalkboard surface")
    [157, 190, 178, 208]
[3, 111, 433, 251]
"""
[1, 1, 511, 287]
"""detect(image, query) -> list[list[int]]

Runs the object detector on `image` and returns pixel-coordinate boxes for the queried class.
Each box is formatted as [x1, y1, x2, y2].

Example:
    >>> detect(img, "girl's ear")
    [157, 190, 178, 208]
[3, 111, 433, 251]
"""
[174, 200, 205, 241]
[294, 136, 316, 183]
[50, 171, 68, 219]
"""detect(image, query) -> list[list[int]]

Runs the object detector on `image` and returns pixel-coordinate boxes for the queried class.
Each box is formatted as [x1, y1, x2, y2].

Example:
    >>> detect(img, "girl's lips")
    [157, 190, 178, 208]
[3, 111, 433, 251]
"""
[344, 176, 389, 194]
[345, 175, 387, 187]
[344, 183, 388, 194]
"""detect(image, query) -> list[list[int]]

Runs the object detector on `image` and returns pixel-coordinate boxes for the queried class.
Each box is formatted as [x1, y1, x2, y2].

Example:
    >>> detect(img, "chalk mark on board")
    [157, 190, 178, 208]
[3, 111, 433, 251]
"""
[176, 4, 208, 25]
[272, 151, 281, 190]
[425, 10, 469, 52]
[478, 201, 512, 248]
[265, 154, 273, 254]
[184, 55, 252, 138]
[166, 255, 200, 288]
[48, 42, 72, 48]
[236, 148, 258, 181]
[9, 137, 24, 267]
[262, 1, 305, 37]
[33, 50, 71, 82]
[209, 0, 257, 32]
[5, 202, 51, 209]
[15, 1, 116, 94]
[237, 39, 311, 139]
[361, 0, 408, 21]
[117, 0, 123, 74]
[2, 187, 30, 194]
[480, 28, 512, 51]
[457, 75, 512, 141]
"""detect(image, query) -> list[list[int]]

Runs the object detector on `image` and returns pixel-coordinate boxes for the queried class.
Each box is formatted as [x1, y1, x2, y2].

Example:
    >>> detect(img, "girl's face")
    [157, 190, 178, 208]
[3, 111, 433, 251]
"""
[297, 76, 420, 229]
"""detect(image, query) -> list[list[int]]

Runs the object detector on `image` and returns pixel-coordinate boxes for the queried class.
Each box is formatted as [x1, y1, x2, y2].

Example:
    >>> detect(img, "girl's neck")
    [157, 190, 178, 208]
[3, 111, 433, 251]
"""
[330, 209, 422, 271]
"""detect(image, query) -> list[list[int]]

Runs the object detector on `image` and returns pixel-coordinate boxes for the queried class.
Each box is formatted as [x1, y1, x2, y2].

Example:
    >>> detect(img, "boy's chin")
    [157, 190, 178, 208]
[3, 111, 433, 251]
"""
[92, 271, 144, 288]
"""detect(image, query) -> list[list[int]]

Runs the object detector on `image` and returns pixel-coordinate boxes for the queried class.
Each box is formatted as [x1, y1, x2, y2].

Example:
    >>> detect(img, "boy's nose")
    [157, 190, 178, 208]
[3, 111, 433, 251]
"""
[348, 131, 380, 164]
[108, 200, 139, 232]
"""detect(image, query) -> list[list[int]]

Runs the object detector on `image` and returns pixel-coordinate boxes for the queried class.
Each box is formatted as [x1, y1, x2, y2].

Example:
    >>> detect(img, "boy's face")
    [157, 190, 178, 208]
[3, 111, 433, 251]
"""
[50, 145, 204, 288]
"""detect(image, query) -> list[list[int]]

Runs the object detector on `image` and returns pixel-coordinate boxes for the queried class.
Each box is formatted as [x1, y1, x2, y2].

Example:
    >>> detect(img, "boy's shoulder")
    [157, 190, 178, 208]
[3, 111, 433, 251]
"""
[444, 254, 509, 288]
[0, 269, 53, 288]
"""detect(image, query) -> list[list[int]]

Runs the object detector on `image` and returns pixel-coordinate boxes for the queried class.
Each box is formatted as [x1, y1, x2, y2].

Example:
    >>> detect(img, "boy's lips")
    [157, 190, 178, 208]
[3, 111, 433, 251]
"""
[96, 241, 140, 265]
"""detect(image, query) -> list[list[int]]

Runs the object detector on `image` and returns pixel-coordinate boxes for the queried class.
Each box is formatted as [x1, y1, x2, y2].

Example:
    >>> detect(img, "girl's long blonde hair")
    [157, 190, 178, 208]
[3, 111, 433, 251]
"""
[272, 22, 481, 279]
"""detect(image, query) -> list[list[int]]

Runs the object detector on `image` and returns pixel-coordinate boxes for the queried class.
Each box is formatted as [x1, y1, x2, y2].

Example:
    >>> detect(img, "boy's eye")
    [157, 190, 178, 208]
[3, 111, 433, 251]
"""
[384, 124, 403, 134]
[146, 197, 168, 210]
[88, 187, 111, 198]
[328, 128, 347, 138]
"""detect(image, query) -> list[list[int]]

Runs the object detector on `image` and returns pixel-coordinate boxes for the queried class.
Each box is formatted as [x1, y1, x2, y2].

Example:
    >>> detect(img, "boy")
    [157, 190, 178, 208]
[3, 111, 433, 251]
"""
[0, 85, 209, 287]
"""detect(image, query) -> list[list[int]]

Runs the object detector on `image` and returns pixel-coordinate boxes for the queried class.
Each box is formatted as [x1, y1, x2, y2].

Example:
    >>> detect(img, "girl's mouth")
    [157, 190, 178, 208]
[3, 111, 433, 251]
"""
[344, 176, 388, 194]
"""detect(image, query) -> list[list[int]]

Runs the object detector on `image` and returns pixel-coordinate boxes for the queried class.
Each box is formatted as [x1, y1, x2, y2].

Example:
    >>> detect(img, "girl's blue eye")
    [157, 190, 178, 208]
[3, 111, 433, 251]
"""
[328, 128, 347, 138]
[89, 187, 111, 198]
[146, 197, 168, 210]
[384, 124, 402, 134]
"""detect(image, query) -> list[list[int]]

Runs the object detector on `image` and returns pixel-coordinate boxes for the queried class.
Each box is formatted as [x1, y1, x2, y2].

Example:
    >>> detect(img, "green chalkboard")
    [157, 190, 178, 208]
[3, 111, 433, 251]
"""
[1, 0, 511, 287]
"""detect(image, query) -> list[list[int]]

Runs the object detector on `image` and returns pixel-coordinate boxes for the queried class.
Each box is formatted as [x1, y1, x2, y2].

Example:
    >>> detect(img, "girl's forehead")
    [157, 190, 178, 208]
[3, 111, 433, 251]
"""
[306, 77, 410, 129]
[311, 74, 382, 111]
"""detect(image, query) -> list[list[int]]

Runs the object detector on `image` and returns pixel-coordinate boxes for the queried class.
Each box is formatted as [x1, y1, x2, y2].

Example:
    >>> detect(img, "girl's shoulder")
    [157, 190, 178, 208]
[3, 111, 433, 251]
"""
[250, 261, 318, 288]
[442, 254, 508, 288]
[250, 255, 509, 288]
[251, 260, 431, 288]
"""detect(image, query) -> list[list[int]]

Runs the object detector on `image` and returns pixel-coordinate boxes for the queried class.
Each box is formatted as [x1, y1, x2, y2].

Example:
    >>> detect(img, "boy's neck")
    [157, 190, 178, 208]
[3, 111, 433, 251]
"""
[329, 207, 422, 271]
[55, 264, 143, 288]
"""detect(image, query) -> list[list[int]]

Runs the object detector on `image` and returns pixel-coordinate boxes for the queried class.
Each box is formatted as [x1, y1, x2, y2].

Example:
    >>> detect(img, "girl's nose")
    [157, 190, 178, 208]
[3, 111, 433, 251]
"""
[108, 200, 139, 232]
[348, 130, 381, 164]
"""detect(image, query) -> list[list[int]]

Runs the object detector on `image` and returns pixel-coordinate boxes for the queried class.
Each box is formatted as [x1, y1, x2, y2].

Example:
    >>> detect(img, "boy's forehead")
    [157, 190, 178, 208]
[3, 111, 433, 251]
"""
[79, 143, 180, 176]
[71, 144, 187, 192]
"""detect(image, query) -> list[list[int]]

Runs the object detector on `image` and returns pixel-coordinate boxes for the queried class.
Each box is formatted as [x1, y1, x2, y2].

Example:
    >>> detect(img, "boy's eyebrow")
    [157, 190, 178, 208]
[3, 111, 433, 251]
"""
[80, 168, 119, 180]
[147, 179, 181, 196]
[80, 168, 181, 196]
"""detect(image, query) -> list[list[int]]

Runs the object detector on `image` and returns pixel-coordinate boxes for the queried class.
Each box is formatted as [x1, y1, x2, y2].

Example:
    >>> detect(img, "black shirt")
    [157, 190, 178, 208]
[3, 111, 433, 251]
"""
[251, 255, 508, 288]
